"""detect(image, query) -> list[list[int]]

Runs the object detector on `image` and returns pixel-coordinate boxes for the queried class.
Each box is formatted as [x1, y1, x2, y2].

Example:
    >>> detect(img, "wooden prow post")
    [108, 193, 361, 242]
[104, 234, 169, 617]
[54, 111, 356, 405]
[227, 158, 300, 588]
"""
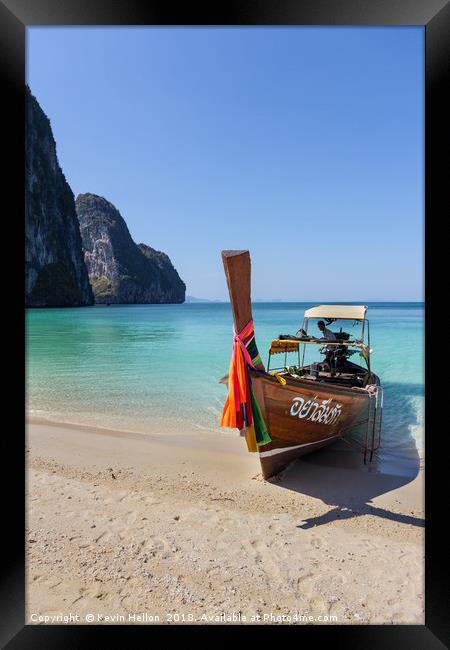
[221, 250, 265, 371]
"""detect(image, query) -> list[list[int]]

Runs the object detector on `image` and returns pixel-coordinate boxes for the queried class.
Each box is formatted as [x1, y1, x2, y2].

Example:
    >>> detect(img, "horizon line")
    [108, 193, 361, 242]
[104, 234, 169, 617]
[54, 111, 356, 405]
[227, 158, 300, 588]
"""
[186, 298, 425, 303]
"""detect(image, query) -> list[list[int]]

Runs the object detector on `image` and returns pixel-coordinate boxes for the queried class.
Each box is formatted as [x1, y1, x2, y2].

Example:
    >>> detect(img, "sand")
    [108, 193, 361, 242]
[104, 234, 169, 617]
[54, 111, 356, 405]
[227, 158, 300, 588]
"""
[26, 419, 424, 625]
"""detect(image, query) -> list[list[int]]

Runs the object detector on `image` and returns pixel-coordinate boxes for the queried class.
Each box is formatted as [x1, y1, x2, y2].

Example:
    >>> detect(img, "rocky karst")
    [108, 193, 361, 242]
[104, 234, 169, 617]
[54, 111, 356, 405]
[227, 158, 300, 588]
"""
[75, 193, 185, 304]
[25, 87, 186, 307]
[25, 87, 94, 307]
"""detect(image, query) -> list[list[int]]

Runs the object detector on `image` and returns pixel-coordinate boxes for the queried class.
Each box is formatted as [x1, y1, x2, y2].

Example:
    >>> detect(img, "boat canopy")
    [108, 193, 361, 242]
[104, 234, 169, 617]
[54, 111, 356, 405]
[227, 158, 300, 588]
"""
[304, 304, 368, 321]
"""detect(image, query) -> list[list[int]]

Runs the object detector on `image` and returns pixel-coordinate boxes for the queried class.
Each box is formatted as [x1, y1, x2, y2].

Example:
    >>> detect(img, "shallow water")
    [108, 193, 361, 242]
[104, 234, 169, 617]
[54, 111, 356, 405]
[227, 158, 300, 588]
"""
[26, 302, 423, 476]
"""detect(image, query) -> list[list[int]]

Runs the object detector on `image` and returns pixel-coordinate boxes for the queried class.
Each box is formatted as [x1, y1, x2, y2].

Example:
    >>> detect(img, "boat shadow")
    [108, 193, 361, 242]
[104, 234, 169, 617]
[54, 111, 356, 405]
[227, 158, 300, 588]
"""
[269, 381, 424, 529]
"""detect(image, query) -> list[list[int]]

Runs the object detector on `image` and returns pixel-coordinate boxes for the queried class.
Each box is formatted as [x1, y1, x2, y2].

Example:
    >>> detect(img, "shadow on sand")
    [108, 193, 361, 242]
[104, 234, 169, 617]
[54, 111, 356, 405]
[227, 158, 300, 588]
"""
[269, 381, 424, 529]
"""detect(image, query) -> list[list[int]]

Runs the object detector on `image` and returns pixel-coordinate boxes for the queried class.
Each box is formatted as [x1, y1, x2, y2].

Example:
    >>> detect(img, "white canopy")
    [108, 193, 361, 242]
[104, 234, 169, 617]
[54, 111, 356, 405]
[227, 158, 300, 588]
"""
[304, 304, 367, 320]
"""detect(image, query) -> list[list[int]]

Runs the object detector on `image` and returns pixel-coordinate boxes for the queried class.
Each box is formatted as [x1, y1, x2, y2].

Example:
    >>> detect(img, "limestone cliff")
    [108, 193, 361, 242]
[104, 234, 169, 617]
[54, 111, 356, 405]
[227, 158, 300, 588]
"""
[75, 193, 185, 304]
[25, 87, 94, 307]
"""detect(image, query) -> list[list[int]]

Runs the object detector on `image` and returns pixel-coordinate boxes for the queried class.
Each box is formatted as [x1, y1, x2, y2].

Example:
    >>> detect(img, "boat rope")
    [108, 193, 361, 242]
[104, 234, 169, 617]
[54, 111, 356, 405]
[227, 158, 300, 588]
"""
[220, 319, 271, 451]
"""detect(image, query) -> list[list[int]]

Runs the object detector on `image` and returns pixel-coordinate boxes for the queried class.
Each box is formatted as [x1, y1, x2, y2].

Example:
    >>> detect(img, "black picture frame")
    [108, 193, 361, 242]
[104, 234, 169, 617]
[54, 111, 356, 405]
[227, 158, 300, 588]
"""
[3, 0, 449, 645]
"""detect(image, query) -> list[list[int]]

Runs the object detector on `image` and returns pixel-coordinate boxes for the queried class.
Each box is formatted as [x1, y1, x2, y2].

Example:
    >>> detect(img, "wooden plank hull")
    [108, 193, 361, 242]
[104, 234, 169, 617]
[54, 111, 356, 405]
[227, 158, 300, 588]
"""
[249, 369, 373, 478]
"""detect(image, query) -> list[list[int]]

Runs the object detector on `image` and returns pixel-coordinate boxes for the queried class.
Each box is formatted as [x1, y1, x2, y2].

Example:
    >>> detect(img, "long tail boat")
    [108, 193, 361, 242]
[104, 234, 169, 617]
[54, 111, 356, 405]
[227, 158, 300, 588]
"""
[220, 250, 383, 479]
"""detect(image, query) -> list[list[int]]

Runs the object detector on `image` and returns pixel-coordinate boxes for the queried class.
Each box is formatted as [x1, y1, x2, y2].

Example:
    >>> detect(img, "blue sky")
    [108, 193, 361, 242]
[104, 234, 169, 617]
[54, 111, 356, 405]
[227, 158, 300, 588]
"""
[27, 27, 424, 301]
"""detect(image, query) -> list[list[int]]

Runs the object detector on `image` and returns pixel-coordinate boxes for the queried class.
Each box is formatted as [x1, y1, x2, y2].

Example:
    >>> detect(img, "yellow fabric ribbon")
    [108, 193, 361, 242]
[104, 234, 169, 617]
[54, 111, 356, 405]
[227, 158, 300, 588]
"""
[244, 425, 258, 452]
[270, 371, 287, 386]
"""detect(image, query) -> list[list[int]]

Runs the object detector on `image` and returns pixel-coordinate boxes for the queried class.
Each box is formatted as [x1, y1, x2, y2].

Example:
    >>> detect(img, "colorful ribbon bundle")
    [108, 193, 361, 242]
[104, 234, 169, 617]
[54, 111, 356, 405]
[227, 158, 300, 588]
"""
[220, 320, 271, 452]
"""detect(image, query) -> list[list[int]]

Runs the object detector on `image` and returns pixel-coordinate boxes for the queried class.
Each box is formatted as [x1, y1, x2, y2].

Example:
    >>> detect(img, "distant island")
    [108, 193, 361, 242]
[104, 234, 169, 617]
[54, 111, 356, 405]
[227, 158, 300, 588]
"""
[25, 86, 185, 307]
[185, 296, 225, 303]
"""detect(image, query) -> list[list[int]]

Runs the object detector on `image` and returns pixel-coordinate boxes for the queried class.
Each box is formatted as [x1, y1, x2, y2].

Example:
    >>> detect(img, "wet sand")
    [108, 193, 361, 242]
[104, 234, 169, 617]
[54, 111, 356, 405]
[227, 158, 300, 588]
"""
[26, 419, 424, 625]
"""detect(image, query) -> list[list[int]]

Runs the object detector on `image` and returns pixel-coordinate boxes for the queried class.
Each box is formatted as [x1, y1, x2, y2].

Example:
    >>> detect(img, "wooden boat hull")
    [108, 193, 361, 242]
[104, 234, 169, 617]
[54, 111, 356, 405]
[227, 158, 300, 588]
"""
[249, 369, 374, 479]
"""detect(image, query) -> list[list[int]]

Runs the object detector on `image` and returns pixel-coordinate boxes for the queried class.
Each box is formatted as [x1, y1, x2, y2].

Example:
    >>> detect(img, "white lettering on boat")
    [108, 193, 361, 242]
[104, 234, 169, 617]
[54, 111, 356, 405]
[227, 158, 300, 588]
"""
[290, 395, 342, 425]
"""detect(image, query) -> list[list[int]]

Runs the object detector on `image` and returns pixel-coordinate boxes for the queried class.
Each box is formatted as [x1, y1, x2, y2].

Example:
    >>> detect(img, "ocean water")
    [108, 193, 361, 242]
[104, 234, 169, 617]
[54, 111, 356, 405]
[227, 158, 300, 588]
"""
[26, 302, 424, 475]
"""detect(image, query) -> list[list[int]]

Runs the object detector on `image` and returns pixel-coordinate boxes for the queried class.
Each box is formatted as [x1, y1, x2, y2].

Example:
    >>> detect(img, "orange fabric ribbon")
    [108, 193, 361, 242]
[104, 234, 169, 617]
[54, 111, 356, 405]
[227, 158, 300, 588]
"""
[220, 320, 256, 431]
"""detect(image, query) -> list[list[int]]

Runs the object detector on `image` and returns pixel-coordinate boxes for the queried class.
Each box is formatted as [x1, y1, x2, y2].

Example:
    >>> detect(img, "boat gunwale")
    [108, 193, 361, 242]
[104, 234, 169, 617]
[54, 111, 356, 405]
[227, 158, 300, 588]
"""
[249, 367, 380, 398]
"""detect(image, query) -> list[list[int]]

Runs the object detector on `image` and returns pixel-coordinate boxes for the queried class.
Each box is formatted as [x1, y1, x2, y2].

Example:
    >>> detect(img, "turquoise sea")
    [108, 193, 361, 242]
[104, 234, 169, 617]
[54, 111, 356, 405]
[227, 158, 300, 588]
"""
[26, 303, 424, 476]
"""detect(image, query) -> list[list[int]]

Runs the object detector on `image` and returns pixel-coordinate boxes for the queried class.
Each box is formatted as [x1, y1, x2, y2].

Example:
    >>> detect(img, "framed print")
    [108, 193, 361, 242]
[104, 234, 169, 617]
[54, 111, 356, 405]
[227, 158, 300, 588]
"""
[2, 0, 449, 646]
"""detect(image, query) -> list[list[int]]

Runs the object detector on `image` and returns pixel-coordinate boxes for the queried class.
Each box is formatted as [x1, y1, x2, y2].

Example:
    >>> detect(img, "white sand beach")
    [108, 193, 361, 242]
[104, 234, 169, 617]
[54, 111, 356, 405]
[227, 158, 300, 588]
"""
[26, 419, 424, 625]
